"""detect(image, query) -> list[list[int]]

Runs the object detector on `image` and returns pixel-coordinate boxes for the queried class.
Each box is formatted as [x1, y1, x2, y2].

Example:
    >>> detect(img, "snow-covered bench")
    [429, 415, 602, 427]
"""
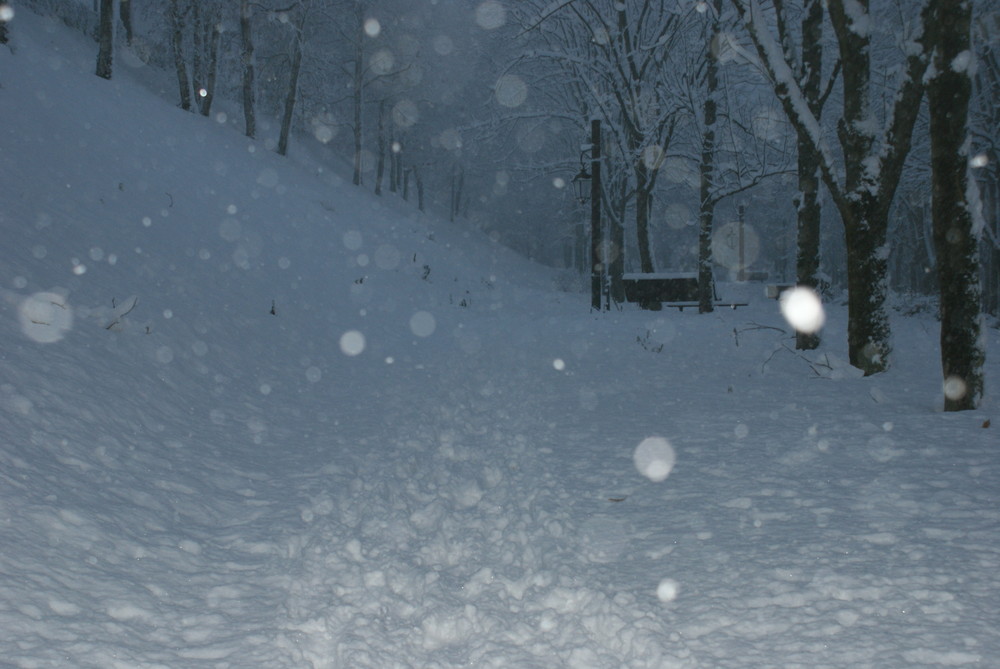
[622, 273, 747, 311]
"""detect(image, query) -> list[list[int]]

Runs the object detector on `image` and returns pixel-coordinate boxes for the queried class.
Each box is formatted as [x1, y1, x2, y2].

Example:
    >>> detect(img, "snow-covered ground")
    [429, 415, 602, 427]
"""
[2, 10, 998, 668]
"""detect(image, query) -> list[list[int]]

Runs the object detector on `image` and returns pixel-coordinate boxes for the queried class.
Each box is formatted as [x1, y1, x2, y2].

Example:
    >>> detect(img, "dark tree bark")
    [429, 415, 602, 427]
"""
[450, 164, 464, 222]
[776, 0, 825, 350]
[389, 127, 400, 194]
[635, 160, 656, 274]
[352, 8, 364, 186]
[95, 0, 114, 79]
[169, 0, 192, 110]
[119, 0, 134, 46]
[240, 0, 256, 138]
[827, 0, 929, 374]
[196, 12, 221, 117]
[926, 0, 984, 410]
[412, 165, 425, 212]
[697, 0, 723, 314]
[375, 101, 386, 196]
[278, 26, 303, 157]
[191, 3, 204, 101]
[633, 130, 671, 309]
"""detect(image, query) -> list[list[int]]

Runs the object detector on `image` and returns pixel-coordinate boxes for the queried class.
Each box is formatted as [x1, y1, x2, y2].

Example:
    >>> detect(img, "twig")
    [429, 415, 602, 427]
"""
[760, 342, 833, 378]
[106, 296, 138, 330]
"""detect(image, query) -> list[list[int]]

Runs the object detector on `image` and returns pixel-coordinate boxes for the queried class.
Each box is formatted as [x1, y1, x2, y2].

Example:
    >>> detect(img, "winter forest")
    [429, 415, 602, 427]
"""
[1, 0, 999, 667]
[17, 0, 998, 402]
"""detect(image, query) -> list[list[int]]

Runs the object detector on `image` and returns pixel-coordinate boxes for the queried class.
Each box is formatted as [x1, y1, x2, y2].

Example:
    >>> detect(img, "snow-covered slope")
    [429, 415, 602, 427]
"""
[2, 9, 999, 668]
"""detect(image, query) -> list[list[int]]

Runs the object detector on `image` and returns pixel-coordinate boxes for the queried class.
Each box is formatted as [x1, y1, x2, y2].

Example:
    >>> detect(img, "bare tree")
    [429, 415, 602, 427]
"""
[510, 0, 690, 305]
[732, 0, 931, 375]
[167, 0, 223, 116]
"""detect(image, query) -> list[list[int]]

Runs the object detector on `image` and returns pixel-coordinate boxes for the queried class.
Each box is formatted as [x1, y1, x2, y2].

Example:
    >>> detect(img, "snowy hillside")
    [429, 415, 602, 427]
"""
[2, 9, 999, 668]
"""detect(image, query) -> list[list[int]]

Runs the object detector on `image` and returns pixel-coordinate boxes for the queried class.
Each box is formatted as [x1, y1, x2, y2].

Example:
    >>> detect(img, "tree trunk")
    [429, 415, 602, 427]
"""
[635, 161, 655, 274]
[389, 127, 399, 194]
[829, 1, 891, 371]
[191, 2, 204, 102]
[375, 101, 386, 196]
[697, 198, 717, 313]
[413, 165, 425, 212]
[169, 0, 191, 110]
[795, 134, 823, 350]
[198, 15, 221, 117]
[634, 158, 657, 309]
[634, 168, 660, 310]
[119, 0, 133, 46]
[278, 27, 303, 157]
[609, 190, 625, 305]
[240, 0, 256, 138]
[352, 32, 364, 186]
[95, 0, 114, 79]
[450, 165, 464, 222]
[926, 0, 984, 410]
[697, 0, 722, 314]
[841, 199, 892, 374]
[781, 0, 824, 350]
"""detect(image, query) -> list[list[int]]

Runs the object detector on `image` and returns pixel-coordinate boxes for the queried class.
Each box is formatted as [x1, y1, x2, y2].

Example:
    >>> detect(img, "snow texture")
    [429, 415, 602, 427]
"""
[1, 9, 999, 669]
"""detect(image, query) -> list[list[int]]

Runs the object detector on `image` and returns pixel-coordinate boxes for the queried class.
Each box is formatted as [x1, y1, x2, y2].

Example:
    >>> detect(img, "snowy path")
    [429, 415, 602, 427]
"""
[3, 295, 998, 668]
[3, 294, 999, 668]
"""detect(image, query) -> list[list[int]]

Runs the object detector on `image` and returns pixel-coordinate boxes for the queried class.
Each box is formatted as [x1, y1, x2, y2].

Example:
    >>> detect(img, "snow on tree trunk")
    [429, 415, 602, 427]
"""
[842, 205, 892, 374]
[775, 0, 824, 350]
[926, 0, 985, 411]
